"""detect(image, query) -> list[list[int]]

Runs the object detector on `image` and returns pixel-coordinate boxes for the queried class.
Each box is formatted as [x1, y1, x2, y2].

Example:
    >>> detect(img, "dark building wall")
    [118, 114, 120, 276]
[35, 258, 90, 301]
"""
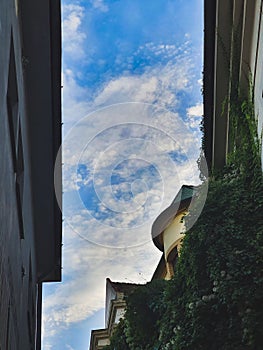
[0, 1, 42, 349]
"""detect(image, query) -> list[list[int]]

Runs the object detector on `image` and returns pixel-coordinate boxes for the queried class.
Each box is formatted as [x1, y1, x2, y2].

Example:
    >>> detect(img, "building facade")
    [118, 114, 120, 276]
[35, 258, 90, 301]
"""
[0, 0, 62, 349]
[204, 0, 263, 170]
[151, 185, 197, 280]
[89, 279, 139, 350]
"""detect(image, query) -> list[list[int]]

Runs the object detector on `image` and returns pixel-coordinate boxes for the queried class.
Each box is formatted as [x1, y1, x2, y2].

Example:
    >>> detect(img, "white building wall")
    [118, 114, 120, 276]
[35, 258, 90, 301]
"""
[115, 307, 125, 324]
[163, 214, 185, 260]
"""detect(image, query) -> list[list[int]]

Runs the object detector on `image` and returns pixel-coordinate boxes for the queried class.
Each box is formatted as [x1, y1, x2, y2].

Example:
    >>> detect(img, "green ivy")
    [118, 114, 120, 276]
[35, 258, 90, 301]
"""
[104, 279, 166, 350]
[103, 319, 130, 350]
[104, 92, 263, 349]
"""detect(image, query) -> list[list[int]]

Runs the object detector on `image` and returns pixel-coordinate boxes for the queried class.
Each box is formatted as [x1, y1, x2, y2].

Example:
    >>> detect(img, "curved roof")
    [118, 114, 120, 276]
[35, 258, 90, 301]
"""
[151, 185, 198, 251]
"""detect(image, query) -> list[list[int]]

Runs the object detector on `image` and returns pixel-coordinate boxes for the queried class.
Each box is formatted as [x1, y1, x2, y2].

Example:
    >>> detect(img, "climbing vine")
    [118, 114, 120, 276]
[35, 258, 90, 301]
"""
[104, 89, 263, 349]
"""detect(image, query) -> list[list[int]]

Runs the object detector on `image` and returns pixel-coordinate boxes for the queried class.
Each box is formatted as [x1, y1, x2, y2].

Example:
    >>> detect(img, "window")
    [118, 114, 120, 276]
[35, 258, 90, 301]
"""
[167, 246, 179, 277]
[115, 307, 125, 324]
[5, 302, 10, 350]
[27, 262, 36, 348]
[7, 34, 19, 170]
[15, 123, 24, 238]
[7, 33, 24, 239]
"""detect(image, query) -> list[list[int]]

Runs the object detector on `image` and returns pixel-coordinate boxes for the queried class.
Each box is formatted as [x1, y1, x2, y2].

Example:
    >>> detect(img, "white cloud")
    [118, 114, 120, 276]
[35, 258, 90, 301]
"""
[136, 42, 182, 61]
[187, 102, 203, 117]
[60, 111, 201, 242]
[58, 64, 204, 247]
[59, 53, 200, 208]
[62, 5, 86, 60]
[62, 69, 91, 132]
[186, 102, 203, 129]
[61, 38, 194, 127]
[90, 0, 108, 12]
[104, 66, 190, 110]
[66, 345, 75, 350]
[98, 57, 191, 108]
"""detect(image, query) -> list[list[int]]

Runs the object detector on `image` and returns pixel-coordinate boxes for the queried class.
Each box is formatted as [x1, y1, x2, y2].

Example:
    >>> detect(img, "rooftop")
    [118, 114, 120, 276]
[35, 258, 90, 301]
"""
[152, 185, 198, 251]
[106, 278, 141, 294]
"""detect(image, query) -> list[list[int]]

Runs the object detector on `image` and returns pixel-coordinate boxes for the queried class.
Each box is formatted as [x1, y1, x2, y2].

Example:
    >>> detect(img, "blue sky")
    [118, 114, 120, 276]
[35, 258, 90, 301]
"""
[43, 1, 205, 349]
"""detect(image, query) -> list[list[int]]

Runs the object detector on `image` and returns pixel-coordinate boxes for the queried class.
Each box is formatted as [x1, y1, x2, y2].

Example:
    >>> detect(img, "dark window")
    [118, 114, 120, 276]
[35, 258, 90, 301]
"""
[27, 262, 36, 348]
[7, 33, 25, 239]
[167, 247, 179, 276]
[7, 34, 19, 171]
[15, 123, 24, 239]
[171, 253, 178, 273]
[5, 302, 11, 350]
